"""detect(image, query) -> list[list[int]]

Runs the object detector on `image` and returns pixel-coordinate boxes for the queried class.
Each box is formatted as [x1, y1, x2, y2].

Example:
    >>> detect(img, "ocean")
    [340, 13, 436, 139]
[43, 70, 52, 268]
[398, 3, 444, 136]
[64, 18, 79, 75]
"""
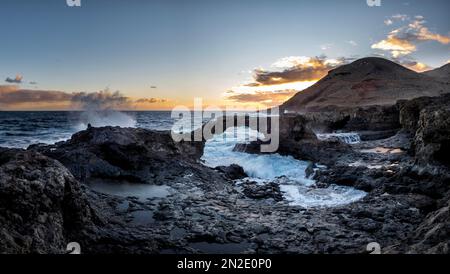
[0, 110, 366, 207]
[0, 111, 174, 148]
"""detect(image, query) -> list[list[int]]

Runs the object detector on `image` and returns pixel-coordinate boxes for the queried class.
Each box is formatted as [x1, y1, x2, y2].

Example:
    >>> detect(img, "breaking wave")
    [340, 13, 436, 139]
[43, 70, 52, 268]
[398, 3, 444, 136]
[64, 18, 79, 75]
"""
[75, 110, 137, 130]
[202, 127, 366, 207]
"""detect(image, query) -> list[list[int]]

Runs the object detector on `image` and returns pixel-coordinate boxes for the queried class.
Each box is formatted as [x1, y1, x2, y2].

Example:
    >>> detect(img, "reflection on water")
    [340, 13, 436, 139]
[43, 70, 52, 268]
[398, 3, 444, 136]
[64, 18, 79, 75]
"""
[360, 147, 404, 154]
[130, 210, 155, 225]
[88, 179, 172, 201]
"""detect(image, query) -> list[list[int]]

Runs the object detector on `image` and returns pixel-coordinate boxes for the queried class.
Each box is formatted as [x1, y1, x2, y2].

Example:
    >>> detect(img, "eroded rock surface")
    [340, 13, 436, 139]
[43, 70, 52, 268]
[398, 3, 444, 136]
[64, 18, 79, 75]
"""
[30, 127, 206, 185]
[0, 149, 93, 253]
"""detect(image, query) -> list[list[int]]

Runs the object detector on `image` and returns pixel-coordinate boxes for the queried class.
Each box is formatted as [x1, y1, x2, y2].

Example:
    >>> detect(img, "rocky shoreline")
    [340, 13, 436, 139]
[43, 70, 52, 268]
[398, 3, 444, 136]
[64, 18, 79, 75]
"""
[237, 93, 450, 253]
[1, 94, 449, 254]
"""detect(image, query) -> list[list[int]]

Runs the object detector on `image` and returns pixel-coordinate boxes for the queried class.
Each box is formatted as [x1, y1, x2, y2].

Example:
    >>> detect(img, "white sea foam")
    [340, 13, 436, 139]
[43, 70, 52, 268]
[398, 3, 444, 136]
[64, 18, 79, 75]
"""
[202, 127, 366, 207]
[280, 184, 366, 207]
[316, 132, 361, 144]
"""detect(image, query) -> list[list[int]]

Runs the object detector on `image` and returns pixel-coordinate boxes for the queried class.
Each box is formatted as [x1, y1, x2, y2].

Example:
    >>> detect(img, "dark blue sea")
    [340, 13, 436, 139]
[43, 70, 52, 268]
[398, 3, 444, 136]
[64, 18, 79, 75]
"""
[0, 111, 174, 148]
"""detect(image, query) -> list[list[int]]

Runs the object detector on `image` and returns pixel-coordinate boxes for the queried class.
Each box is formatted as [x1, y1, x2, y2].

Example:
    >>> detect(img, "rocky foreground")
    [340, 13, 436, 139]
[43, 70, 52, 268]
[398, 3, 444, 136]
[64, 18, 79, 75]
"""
[1, 94, 449, 254]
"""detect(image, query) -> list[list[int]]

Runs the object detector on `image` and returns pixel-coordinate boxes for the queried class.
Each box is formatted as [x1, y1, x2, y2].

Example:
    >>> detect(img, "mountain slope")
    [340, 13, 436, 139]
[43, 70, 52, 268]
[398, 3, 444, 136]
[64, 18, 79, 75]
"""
[423, 63, 450, 82]
[280, 57, 450, 113]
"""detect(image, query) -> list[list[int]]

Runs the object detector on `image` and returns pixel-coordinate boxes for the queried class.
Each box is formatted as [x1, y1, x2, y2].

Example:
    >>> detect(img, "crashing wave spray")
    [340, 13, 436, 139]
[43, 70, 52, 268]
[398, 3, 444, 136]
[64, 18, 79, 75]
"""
[76, 109, 136, 130]
[202, 127, 366, 207]
[71, 89, 137, 129]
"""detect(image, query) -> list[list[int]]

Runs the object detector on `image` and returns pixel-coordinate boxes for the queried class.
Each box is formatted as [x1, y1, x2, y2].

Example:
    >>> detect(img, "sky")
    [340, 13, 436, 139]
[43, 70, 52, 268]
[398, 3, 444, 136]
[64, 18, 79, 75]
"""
[0, 0, 449, 110]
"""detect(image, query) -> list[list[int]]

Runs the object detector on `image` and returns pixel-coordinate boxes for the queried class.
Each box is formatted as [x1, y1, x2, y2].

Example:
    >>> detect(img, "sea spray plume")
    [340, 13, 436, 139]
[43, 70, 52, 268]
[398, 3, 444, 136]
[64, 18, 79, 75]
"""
[71, 89, 137, 129]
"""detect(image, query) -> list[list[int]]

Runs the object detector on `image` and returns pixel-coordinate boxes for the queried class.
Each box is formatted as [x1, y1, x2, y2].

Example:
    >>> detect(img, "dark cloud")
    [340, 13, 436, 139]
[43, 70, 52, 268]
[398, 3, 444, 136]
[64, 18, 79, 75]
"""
[71, 90, 130, 110]
[0, 85, 71, 105]
[0, 86, 167, 109]
[5, 75, 23, 84]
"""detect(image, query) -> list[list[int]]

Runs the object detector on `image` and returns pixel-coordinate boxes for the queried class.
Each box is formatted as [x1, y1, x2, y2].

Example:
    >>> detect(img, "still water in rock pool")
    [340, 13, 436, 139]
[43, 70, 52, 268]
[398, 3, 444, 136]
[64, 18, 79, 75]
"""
[202, 127, 366, 207]
[88, 179, 172, 201]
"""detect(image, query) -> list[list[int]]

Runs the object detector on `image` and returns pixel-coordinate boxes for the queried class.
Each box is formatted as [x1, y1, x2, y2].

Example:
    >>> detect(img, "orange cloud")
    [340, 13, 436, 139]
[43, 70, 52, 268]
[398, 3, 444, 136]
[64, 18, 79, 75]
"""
[371, 36, 416, 58]
[135, 98, 167, 104]
[248, 56, 349, 86]
[225, 55, 352, 107]
[372, 15, 450, 58]
[415, 26, 450, 44]
[133, 98, 171, 109]
[225, 89, 297, 107]
[402, 61, 432, 72]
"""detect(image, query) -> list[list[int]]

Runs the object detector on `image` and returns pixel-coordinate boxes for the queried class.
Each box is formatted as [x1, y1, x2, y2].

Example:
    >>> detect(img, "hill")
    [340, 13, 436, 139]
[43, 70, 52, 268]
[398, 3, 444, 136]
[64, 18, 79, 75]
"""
[280, 57, 449, 112]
